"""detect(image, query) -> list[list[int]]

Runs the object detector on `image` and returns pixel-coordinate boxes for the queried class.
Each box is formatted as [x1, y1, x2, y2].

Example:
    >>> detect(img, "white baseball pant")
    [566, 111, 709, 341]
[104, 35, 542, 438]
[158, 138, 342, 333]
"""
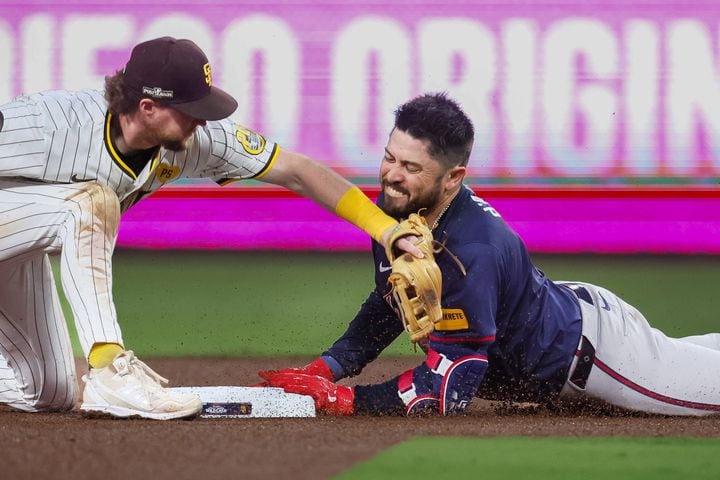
[560, 281, 720, 416]
[0, 179, 123, 411]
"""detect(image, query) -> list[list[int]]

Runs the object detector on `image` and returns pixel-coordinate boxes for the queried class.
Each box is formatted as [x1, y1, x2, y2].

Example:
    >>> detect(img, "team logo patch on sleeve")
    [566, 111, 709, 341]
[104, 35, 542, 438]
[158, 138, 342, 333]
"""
[436, 309, 469, 331]
[235, 125, 266, 155]
[156, 163, 180, 182]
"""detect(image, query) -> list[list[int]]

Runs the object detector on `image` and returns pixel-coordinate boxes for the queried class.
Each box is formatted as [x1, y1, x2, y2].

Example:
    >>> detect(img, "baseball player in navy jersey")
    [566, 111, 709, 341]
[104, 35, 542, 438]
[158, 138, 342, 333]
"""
[0, 36, 420, 420]
[260, 93, 720, 417]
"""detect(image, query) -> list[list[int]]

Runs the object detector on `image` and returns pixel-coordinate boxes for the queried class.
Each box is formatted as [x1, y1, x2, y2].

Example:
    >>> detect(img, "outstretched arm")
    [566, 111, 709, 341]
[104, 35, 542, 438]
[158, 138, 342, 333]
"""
[322, 289, 404, 379]
[263, 243, 500, 416]
[258, 288, 403, 383]
[262, 342, 490, 416]
[258, 149, 421, 256]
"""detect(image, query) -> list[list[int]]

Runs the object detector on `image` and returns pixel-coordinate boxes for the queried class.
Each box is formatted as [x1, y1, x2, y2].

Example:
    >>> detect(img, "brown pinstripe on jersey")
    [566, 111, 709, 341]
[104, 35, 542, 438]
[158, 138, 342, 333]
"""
[0, 88, 279, 413]
[0, 89, 279, 211]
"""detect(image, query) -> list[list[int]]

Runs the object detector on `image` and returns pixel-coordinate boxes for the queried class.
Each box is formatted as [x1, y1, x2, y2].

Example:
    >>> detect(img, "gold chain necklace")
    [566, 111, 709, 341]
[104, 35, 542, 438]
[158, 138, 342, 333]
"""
[431, 202, 452, 231]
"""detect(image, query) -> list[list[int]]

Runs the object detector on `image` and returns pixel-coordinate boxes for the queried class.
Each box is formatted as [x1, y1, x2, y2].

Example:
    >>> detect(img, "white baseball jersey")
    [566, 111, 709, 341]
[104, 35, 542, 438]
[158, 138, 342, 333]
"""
[0, 89, 278, 211]
[0, 89, 277, 412]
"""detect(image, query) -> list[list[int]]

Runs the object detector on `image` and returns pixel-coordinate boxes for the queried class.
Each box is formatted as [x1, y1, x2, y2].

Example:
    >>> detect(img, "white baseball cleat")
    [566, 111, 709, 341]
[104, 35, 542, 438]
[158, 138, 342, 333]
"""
[80, 350, 202, 420]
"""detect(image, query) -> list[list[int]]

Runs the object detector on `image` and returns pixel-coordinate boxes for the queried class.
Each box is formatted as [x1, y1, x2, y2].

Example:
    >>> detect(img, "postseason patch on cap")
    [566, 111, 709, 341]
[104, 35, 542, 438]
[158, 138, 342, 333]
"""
[142, 86, 174, 99]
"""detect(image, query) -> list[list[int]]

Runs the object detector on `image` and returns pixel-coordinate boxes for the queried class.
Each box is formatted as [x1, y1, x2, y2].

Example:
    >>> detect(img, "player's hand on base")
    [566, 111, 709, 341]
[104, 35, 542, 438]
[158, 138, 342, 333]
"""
[261, 372, 354, 415]
[258, 357, 334, 383]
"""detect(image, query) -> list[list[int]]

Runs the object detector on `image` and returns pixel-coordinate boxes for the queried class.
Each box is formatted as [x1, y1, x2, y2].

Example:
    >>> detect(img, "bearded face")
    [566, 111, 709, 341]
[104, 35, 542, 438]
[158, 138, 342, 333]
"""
[160, 135, 194, 152]
[381, 174, 444, 218]
[142, 103, 202, 152]
[379, 129, 447, 219]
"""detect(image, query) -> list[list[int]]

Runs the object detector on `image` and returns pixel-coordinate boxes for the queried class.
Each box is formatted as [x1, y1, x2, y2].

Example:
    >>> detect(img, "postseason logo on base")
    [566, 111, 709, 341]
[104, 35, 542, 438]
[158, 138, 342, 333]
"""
[171, 386, 316, 418]
[203, 402, 253, 416]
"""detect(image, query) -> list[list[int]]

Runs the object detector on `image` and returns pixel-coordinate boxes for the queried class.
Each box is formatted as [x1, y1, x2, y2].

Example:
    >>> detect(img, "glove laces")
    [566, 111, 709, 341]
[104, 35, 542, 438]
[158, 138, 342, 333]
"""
[432, 238, 467, 277]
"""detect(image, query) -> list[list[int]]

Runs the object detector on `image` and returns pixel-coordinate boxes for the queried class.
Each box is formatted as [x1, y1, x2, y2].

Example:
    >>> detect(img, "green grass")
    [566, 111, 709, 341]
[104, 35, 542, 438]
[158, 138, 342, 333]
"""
[533, 254, 720, 338]
[56, 250, 376, 356]
[55, 251, 720, 357]
[50, 252, 720, 479]
[336, 437, 720, 480]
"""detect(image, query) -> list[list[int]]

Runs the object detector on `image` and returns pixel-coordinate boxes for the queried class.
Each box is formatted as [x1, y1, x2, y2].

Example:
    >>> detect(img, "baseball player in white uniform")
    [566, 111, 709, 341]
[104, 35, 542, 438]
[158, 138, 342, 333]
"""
[0, 37, 418, 420]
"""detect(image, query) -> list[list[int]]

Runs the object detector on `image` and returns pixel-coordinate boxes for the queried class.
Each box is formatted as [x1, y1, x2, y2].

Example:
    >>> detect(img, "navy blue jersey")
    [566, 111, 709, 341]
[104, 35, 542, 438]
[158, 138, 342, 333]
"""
[323, 185, 583, 414]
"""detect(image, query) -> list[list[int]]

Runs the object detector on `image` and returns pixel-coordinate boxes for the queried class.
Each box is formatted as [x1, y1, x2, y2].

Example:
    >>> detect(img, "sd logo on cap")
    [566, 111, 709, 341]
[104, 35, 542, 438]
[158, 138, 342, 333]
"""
[122, 37, 238, 121]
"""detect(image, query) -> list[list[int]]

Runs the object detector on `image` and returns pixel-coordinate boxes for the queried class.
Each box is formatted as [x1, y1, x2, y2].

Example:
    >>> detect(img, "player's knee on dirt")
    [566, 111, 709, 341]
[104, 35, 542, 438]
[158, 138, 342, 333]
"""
[12, 370, 78, 413]
[439, 356, 488, 415]
[67, 181, 121, 237]
[406, 395, 439, 416]
[396, 367, 441, 416]
[38, 378, 78, 412]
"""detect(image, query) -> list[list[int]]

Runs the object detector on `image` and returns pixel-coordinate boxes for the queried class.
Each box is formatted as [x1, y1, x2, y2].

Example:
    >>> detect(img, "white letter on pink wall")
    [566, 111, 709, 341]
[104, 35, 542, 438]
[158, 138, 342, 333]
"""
[332, 16, 411, 169]
[141, 14, 213, 49]
[21, 14, 54, 94]
[667, 20, 720, 174]
[625, 20, 659, 175]
[419, 18, 497, 172]
[0, 21, 12, 102]
[62, 15, 133, 91]
[503, 19, 538, 176]
[543, 18, 618, 175]
[223, 15, 300, 148]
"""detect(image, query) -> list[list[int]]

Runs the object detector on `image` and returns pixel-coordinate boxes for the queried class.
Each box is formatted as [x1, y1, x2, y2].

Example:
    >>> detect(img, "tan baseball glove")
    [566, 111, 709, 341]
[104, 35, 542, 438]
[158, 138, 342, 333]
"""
[385, 213, 443, 343]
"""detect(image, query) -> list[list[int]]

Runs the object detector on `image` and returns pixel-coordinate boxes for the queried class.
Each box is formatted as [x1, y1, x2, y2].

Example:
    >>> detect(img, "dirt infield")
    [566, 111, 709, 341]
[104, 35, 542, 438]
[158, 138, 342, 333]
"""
[2, 357, 720, 480]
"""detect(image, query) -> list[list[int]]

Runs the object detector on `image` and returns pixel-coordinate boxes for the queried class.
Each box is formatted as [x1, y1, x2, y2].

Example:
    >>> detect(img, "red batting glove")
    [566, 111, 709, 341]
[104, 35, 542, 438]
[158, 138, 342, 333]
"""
[258, 357, 334, 383]
[261, 372, 354, 416]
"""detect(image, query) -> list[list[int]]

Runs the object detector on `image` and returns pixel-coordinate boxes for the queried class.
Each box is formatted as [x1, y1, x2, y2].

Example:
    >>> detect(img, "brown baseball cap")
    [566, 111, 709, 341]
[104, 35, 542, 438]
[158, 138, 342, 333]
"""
[123, 36, 238, 121]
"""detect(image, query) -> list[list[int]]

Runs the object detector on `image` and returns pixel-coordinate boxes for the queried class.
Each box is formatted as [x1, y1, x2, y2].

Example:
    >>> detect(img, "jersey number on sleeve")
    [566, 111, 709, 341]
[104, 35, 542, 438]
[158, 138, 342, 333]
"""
[470, 195, 501, 218]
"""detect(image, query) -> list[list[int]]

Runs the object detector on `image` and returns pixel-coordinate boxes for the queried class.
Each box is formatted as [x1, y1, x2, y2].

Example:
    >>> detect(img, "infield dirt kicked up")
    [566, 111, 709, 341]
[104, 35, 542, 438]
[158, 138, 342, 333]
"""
[2, 357, 719, 480]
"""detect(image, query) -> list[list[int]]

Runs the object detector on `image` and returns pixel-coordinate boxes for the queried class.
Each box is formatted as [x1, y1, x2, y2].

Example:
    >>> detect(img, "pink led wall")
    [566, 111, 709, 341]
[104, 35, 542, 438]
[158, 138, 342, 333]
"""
[119, 186, 720, 254]
[2, 1, 719, 252]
